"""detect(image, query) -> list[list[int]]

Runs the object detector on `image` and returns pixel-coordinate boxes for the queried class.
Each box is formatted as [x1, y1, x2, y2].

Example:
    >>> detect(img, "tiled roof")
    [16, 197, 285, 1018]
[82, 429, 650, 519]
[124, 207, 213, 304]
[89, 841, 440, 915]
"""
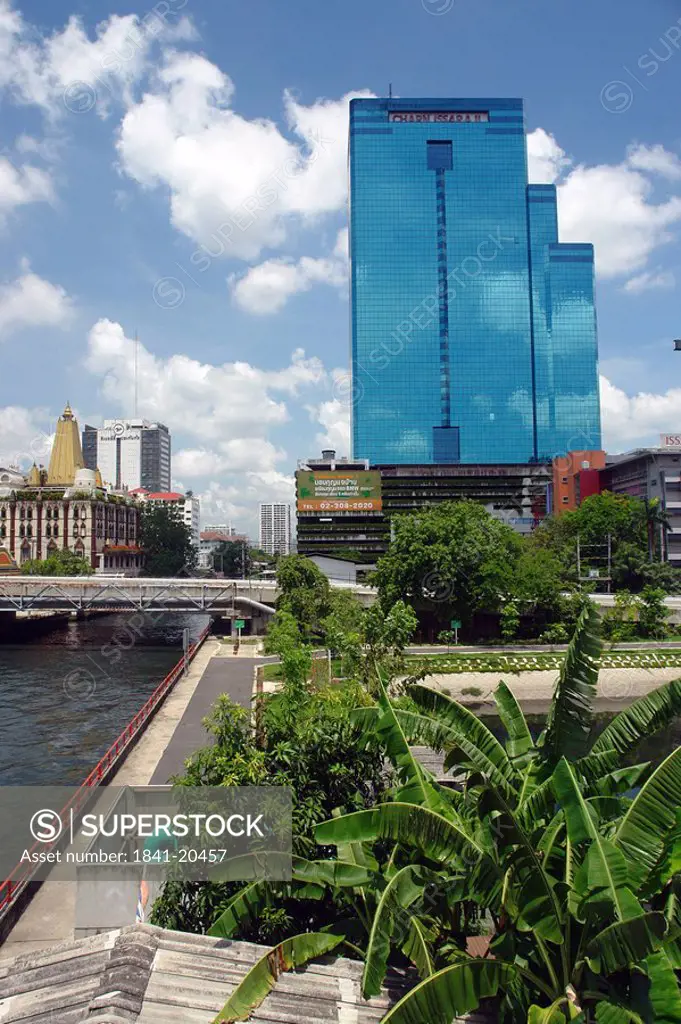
[0, 924, 493, 1023]
[146, 492, 184, 501]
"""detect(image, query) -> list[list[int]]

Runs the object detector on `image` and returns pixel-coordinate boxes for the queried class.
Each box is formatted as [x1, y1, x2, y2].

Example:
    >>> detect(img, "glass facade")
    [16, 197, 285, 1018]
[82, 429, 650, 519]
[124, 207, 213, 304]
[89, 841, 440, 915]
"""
[350, 98, 601, 465]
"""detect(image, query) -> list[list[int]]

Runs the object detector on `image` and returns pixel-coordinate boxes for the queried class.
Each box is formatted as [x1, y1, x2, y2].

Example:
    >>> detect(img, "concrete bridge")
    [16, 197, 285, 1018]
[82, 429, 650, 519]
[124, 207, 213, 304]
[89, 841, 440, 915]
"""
[0, 576, 378, 615]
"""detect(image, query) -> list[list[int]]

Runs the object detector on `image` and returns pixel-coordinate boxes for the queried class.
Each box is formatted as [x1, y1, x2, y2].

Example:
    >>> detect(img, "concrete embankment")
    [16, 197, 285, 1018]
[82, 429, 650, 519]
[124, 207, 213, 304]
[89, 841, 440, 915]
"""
[424, 666, 681, 714]
[0, 639, 267, 960]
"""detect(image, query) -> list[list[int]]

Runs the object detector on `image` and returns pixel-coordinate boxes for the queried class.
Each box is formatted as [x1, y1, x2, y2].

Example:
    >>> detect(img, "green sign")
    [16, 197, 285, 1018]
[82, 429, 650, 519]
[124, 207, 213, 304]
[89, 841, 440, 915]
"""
[450, 619, 461, 629]
[234, 619, 245, 630]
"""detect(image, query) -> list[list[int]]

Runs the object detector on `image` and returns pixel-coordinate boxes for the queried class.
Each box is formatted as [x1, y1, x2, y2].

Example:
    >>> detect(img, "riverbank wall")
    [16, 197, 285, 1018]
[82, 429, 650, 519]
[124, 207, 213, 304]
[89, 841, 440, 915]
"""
[0, 628, 216, 958]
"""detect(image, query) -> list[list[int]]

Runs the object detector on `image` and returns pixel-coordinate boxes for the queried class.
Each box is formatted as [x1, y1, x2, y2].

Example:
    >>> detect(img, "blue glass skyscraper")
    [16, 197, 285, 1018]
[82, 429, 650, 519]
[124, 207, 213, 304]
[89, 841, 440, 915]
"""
[349, 98, 601, 465]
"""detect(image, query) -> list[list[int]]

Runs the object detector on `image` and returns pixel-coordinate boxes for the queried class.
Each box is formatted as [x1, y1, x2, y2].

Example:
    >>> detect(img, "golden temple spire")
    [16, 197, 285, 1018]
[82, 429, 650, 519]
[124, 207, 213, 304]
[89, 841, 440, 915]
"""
[47, 402, 85, 485]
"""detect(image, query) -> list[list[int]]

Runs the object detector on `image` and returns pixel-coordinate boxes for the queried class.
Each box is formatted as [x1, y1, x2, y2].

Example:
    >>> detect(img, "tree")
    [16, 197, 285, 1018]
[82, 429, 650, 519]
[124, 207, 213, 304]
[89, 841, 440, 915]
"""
[139, 503, 196, 577]
[22, 548, 91, 575]
[212, 540, 251, 577]
[276, 554, 331, 638]
[218, 603, 681, 1020]
[638, 585, 670, 640]
[150, 673, 386, 940]
[532, 491, 663, 592]
[373, 501, 523, 633]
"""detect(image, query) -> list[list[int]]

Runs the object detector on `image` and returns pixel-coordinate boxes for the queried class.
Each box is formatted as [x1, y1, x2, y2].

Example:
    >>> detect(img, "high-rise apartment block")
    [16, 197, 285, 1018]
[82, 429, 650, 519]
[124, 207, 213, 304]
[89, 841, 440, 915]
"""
[349, 98, 601, 466]
[83, 420, 171, 493]
[259, 503, 291, 556]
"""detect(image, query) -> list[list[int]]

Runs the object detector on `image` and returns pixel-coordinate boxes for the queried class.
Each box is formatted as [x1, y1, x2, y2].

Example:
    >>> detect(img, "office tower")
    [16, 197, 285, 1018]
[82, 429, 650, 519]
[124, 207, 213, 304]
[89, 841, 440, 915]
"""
[349, 97, 601, 465]
[259, 503, 291, 556]
[82, 425, 98, 472]
[95, 419, 171, 492]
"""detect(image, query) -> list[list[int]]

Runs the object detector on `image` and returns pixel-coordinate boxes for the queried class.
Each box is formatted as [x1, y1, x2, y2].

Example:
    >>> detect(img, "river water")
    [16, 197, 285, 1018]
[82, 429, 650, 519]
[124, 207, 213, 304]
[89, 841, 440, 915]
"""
[0, 613, 210, 786]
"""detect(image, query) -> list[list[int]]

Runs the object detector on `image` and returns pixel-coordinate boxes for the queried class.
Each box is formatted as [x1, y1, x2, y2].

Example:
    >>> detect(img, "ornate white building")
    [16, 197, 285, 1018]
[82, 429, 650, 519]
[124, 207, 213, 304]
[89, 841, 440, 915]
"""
[0, 404, 142, 574]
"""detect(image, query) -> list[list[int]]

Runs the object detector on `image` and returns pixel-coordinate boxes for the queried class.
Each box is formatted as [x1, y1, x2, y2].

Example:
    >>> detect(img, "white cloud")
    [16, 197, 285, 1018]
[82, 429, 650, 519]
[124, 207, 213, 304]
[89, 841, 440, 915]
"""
[527, 129, 681, 279]
[230, 227, 349, 314]
[85, 319, 326, 445]
[0, 156, 54, 221]
[623, 268, 675, 294]
[626, 143, 681, 181]
[197, 473, 295, 538]
[117, 51, 372, 259]
[0, 0, 196, 117]
[310, 397, 351, 455]
[526, 128, 571, 184]
[173, 438, 285, 478]
[600, 374, 681, 451]
[0, 404, 53, 470]
[0, 262, 73, 338]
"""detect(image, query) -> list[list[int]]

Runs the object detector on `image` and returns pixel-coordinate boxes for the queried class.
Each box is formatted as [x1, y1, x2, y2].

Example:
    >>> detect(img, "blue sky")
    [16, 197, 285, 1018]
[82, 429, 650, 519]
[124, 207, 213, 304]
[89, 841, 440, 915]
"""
[1, 0, 681, 534]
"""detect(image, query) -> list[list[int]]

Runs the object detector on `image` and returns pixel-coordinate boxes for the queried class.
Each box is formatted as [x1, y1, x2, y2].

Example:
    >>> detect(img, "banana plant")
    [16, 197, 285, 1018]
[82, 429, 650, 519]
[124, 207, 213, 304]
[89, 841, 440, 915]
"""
[210, 601, 681, 1021]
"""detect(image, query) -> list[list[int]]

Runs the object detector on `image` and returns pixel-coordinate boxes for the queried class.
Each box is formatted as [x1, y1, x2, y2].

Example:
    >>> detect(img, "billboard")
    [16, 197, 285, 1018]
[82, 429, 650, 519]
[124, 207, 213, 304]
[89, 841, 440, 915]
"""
[296, 470, 382, 512]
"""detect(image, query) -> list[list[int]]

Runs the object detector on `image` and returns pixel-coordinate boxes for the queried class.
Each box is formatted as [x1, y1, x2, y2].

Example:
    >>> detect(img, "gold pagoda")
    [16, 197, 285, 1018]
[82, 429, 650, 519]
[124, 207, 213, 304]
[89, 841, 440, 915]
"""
[46, 402, 85, 486]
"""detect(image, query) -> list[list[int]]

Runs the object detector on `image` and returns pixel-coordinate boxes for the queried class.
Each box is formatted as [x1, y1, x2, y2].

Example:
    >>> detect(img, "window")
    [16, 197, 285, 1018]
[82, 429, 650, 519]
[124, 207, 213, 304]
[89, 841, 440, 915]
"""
[427, 140, 453, 171]
[561, 477, 568, 484]
[562, 496, 569, 504]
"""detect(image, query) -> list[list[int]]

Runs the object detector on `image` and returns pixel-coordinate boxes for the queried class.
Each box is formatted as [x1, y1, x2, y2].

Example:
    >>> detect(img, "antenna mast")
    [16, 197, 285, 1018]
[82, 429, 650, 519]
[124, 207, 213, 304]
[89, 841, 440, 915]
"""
[134, 331, 139, 417]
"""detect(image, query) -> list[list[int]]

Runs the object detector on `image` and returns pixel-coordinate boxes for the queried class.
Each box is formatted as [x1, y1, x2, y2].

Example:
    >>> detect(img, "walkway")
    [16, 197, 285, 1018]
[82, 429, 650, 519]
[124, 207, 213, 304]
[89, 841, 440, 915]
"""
[150, 651, 262, 783]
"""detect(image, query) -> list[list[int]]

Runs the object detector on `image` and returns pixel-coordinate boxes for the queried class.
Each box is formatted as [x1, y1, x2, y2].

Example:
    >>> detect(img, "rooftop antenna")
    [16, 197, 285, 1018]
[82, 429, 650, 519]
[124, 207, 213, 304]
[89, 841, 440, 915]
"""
[133, 330, 139, 418]
[388, 83, 393, 98]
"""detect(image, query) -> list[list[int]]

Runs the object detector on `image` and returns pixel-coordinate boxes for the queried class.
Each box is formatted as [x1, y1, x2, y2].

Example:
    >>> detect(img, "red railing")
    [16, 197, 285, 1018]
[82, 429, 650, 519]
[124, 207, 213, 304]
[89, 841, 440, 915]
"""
[0, 623, 211, 919]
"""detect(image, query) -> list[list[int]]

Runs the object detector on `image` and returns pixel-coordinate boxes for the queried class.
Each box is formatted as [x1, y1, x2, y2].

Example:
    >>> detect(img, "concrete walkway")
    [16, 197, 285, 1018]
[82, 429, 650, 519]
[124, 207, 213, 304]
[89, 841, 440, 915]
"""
[0, 640, 265, 960]
[150, 654, 261, 783]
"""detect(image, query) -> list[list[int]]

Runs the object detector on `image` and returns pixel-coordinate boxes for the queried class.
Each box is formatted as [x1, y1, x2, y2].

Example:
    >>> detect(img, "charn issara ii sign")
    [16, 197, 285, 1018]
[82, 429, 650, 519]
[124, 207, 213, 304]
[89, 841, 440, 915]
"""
[387, 111, 489, 123]
[296, 470, 382, 512]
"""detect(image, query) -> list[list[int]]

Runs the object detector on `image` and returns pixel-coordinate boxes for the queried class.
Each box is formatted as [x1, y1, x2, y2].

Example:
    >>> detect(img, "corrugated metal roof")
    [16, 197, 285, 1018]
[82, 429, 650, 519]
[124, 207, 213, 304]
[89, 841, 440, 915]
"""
[0, 924, 493, 1023]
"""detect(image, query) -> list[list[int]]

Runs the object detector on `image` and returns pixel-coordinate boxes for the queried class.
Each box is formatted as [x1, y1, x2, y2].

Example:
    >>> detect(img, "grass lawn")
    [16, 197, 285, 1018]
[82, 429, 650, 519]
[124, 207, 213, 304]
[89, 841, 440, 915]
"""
[406, 649, 681, 675]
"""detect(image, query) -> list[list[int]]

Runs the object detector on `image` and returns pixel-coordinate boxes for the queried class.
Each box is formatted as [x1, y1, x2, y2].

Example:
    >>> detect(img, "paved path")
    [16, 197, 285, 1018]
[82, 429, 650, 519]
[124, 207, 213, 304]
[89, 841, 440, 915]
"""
[149, 655, 262, 783]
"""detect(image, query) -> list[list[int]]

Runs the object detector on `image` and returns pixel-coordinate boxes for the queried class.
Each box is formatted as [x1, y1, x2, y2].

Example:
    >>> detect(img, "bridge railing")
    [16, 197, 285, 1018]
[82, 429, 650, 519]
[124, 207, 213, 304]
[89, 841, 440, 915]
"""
[0, 623, 212, 929]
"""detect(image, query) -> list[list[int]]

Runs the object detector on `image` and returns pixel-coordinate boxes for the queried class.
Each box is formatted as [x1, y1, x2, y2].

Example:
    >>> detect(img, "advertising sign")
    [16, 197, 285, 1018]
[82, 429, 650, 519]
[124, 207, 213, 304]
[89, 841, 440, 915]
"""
[660, 434, 681, 448]
[296, 470, 382, 512]
[388, 111, 489, 123]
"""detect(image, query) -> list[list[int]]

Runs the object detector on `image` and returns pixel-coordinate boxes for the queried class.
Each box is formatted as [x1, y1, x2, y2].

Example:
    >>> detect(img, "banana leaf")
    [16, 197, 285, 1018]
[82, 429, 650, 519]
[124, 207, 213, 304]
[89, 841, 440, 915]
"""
[291, 856, 375, 888]
[591, 678, 681, 757]
[614, 746, 681, 889]
[495, 681, 534, 759]
[542, 602, 601, 767]
[401, 915, 435, 981]
[362, 863, 433, 997]
[410, 684, 518, 797]
[584, 913, 667, 975]
[379, 958, 513, 1024]
[209, 880, 273, 939]
[212, 931, 344, 1023]
[644, 949, 681, 1023]
[315, 802, 495, 876]
[553, 758, 632, 921]
[374, 676, 452, 813]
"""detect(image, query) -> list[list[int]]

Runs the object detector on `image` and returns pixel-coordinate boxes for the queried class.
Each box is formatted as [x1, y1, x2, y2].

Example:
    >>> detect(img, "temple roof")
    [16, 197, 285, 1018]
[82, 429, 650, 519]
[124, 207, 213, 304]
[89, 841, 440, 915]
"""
[47, 402, 85, 486]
